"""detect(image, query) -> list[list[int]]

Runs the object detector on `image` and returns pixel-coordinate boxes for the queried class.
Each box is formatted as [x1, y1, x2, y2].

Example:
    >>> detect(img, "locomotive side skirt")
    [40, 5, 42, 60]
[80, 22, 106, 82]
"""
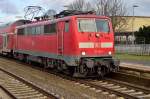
[14, 49, 80, 66]
[14, 49, 119, 77]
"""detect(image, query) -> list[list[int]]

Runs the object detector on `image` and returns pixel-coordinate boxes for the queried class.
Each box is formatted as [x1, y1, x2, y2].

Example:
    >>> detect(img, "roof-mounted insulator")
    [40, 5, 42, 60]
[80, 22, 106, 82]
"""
[54, 10, 96, 18]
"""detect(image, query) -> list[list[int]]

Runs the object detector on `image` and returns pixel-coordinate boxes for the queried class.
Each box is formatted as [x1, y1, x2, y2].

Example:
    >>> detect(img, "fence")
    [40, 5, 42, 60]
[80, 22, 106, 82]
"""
[115, 44, 150, 55]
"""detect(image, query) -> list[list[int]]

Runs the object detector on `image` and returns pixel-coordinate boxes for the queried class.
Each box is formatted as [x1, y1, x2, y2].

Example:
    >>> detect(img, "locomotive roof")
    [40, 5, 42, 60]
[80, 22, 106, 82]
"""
[16, 15, 110, 29]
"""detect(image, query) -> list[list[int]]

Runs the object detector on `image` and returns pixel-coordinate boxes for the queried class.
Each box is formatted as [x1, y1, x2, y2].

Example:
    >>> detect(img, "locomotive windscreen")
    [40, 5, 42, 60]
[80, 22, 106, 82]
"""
[78, 18, 109, 33]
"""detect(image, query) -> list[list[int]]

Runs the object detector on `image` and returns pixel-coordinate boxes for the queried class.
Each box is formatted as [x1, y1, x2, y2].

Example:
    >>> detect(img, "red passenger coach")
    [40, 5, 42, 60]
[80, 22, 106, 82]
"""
[1, 10, 119, 77]
[0, 20, 31, 55]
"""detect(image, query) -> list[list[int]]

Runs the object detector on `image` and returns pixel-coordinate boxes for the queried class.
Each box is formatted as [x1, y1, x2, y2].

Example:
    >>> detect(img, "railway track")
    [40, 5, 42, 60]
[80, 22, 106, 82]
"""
[45, 68, 150, 99]
[0, 68, 56, 99]
[76, 78, 150, 99]
[0, 56, 150, 99]
[106, 72, 150, 88]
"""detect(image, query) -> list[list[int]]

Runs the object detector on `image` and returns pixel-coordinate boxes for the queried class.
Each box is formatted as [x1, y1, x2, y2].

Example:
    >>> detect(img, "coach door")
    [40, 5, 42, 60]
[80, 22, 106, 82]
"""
[57, 21, 65, 55]
[2, 33, 8, 49]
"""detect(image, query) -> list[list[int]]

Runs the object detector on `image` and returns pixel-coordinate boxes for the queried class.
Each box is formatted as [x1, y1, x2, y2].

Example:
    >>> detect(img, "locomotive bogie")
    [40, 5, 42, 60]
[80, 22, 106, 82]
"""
[72, 57, 119, 77]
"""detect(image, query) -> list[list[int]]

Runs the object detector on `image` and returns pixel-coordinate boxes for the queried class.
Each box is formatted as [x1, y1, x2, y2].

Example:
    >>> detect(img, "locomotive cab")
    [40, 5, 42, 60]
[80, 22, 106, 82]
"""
[77, 17, 114, 56]
[72, 16, 119, 77]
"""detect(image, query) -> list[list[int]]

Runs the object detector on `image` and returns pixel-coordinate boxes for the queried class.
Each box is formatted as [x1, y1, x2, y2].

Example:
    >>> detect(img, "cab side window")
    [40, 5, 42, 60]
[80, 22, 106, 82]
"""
[44, 24, 50, 33]
[50, 23, 56, 33]
[44, 23, 56, 34]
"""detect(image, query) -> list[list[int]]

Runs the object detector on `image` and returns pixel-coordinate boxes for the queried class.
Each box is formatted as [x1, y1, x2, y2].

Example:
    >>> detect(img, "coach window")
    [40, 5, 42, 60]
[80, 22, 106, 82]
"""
[65, 21, 69, 32]
[17, 28, 24, 35]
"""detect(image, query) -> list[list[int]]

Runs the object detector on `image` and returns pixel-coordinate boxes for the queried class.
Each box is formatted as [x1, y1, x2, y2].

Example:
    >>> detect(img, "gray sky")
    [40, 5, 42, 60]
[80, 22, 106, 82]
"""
[0, 0, 149, 23]
[127, 0, 150, 16]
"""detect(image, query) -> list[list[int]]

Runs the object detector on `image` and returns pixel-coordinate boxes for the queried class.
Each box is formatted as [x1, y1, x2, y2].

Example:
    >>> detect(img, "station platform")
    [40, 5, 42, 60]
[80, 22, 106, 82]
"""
[120, 62, 150, 73]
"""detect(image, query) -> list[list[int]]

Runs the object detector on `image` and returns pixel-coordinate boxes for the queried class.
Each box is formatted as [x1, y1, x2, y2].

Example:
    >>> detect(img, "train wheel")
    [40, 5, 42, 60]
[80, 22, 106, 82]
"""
[57, 62, 63, 72]
[79, 64, 88, 76]
[68, 66, 75, 76]
[97, 66, 105, 78]
[26, 56, 31, 64]
[42, 58, 48, 69]
[22, 55, 27, 63]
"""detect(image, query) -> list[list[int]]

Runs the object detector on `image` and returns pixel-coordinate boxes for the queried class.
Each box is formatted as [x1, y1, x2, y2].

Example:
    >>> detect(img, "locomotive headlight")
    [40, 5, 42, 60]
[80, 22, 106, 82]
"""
[81, 51, 86, 56]
[108, 51, 112, 55]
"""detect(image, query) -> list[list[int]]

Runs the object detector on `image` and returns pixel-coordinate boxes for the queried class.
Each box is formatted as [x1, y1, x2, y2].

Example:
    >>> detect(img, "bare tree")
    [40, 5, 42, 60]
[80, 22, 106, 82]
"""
[67, 0, 128, 32]
[84, 2, 94, 11]
[67, 0, 93, 11]
[95, 0, 129, 32]
[40, 9, 57, 19]
[45, 9, 56, 16]
[113, 16, 130, 32]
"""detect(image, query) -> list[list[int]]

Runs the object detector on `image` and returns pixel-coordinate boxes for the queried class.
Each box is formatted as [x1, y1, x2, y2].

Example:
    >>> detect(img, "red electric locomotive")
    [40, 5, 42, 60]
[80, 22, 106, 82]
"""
[0, 10, 119, 77]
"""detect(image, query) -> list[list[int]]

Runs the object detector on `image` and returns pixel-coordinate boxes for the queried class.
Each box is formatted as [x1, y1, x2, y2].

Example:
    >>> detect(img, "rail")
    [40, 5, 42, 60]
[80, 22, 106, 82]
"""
[0, 55, 150, 99]
[0, 68, 56, 99]
[82, 79, 150, 99]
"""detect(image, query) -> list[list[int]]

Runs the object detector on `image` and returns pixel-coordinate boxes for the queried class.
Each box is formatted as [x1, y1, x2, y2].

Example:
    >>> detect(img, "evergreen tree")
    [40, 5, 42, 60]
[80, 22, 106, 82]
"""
[135, 25, 150, 44]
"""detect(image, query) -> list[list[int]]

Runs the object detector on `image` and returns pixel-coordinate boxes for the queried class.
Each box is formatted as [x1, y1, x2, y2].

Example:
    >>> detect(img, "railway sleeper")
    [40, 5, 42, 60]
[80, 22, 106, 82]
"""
[121, 89, 135, 93]
[137, 94, 150, 98]
[5, 87, 32, 91]
[129, 92, 143, 95]
[103, 83, 113, 85]
[14, 91, 40, 96]
[114, 87, 127, 91]
[16, 93, 44, 99]
[5, 84, 28, 88]
[108, 85, 121, 89]
[11, 89, 36, 94]
[4, 83, 27, 87]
